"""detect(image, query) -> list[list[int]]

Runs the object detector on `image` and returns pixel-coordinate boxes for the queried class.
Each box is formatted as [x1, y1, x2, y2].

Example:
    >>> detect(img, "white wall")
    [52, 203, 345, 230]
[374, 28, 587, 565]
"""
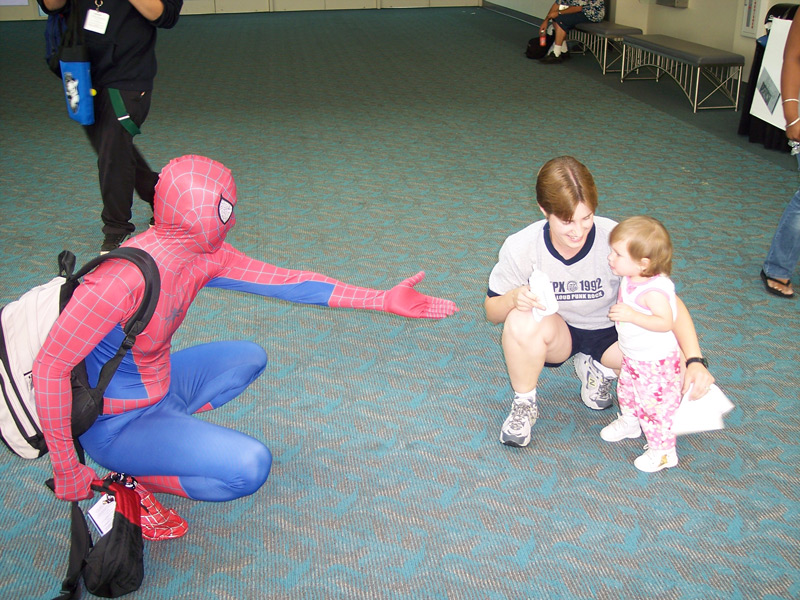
[493, 0, 551, 15]
[0, 1, 42, 20]
[613, 0, 772, 75]
[491, 0, 794, 77]
[1, 0, 792, 76]
[0, 0, 478, 20]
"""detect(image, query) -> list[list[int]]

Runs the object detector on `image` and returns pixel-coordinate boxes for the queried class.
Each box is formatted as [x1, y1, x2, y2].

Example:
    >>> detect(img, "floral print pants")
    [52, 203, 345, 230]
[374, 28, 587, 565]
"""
[618, 350, 682, 451]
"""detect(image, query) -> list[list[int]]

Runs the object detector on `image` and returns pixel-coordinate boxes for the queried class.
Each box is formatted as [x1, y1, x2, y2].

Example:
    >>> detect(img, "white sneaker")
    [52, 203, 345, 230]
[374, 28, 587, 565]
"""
[499, 396, 538, 447]
[634, 446, 678, 473]
[574, 353, 615, 410]
[600, 413, 641, 442]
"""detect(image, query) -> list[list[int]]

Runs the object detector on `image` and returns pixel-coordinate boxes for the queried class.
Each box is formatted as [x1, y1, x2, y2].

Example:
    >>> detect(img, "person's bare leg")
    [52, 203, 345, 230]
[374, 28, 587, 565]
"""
[502, 310, 571, 394]
[499, 310, 572, 447]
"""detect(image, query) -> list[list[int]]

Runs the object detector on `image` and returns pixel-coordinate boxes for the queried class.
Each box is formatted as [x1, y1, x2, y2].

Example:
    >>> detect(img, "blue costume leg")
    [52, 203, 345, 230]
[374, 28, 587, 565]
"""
[168, 340, 269, 414]
[80, 341, 271, 501]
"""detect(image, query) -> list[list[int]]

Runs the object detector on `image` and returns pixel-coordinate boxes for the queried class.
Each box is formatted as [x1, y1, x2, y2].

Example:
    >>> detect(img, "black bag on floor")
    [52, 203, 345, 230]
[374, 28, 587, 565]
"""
[526, 30, 554, 59]
[49, 473, 145, 599]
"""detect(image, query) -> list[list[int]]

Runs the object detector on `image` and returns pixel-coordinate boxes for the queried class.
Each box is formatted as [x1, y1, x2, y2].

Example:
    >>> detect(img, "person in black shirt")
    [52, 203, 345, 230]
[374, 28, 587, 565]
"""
[39, 0, 183, 253]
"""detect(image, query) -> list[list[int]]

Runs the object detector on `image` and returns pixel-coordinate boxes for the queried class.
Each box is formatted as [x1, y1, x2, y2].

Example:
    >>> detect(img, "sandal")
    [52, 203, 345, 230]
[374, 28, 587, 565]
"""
[760, 269, 795, 298]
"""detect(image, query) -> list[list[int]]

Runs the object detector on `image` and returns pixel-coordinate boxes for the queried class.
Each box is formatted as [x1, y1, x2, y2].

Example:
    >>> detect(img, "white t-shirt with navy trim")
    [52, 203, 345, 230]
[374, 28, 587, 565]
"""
[487, 216, 619, 331]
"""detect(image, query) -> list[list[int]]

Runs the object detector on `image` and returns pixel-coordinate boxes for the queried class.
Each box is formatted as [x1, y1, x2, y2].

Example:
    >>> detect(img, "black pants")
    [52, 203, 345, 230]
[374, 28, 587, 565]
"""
[83, 88, 160, 236]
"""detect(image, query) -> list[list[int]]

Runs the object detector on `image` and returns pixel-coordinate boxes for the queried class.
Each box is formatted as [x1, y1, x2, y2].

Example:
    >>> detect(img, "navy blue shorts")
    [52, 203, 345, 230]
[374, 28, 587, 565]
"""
[553, 12, 590, 33]
[545, 325, 617, 368]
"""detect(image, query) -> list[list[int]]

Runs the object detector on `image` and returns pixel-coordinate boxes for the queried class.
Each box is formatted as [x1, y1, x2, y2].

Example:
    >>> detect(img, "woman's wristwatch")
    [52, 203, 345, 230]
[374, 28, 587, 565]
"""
[685, 356, 709, 369]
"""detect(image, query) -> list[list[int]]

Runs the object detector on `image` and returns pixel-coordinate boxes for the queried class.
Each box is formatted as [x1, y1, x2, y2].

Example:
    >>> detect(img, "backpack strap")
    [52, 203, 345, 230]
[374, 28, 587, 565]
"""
[70, 247, 160, 335]
[57, 250, 76, 278]
[70, 247, 161, 400]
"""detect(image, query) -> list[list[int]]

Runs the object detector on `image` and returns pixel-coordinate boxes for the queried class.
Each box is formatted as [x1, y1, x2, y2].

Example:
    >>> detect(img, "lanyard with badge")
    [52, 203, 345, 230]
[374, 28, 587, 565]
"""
[84, 0, 109, 35]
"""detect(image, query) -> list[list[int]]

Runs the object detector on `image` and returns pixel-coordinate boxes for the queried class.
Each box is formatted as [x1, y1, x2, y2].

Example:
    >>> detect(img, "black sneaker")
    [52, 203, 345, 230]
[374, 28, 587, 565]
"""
[100, 233, 129, 255]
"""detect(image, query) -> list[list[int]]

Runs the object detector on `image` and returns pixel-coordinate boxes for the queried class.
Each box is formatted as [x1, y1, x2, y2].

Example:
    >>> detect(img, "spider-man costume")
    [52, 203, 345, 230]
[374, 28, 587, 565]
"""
[33, 155, 457, 506]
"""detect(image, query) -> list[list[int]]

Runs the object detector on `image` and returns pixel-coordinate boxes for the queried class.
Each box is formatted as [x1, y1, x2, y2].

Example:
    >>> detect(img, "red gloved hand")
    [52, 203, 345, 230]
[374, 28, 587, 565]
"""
[383, 272, 458, 319]
[54, 462, 99, 501]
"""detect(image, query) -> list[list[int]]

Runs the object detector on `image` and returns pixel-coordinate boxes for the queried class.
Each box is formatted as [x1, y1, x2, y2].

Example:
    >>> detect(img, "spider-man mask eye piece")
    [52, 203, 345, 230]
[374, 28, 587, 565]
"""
[219, 197, 233, 224]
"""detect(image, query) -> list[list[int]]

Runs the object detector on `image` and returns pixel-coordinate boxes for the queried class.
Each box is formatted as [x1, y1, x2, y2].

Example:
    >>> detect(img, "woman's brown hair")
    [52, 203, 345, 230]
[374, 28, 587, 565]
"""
[535, 156, 598, 221]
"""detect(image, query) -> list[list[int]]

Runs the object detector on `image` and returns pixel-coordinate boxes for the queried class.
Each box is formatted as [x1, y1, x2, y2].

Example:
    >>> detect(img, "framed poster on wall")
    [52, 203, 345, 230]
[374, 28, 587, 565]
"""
[741, 0, 761, 38]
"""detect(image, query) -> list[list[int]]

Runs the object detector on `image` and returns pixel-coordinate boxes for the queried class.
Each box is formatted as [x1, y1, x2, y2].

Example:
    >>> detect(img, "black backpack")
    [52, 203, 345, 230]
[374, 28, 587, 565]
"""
[525, 30, 555, 60]
[43, 0, 89, 79]
[48, 473, 146, 599]
[44, 11, 68, 76]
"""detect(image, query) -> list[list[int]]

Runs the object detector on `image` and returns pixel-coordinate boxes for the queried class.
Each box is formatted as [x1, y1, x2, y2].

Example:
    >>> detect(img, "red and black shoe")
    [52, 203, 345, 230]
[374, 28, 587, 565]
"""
[136, 483, 188, 541]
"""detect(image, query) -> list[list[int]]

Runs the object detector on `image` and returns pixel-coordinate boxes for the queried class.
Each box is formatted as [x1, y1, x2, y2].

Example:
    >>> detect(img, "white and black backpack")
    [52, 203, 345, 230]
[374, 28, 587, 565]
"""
[0, 248, 160, 459]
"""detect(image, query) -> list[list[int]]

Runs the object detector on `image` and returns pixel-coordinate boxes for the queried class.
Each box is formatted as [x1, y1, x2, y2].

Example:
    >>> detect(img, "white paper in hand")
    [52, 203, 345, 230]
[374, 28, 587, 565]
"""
[671, 384, 735, 436]
[528, 270, 558, 321]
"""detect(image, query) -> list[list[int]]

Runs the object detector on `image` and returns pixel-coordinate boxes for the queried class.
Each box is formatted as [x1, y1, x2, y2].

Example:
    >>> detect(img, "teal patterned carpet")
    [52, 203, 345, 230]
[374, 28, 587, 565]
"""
[0, 8, 798, 599]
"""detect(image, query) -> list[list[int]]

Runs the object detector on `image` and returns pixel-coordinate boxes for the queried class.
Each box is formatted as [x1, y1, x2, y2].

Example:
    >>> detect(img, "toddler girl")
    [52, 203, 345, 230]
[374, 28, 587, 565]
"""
[602, 216, 682, 472]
